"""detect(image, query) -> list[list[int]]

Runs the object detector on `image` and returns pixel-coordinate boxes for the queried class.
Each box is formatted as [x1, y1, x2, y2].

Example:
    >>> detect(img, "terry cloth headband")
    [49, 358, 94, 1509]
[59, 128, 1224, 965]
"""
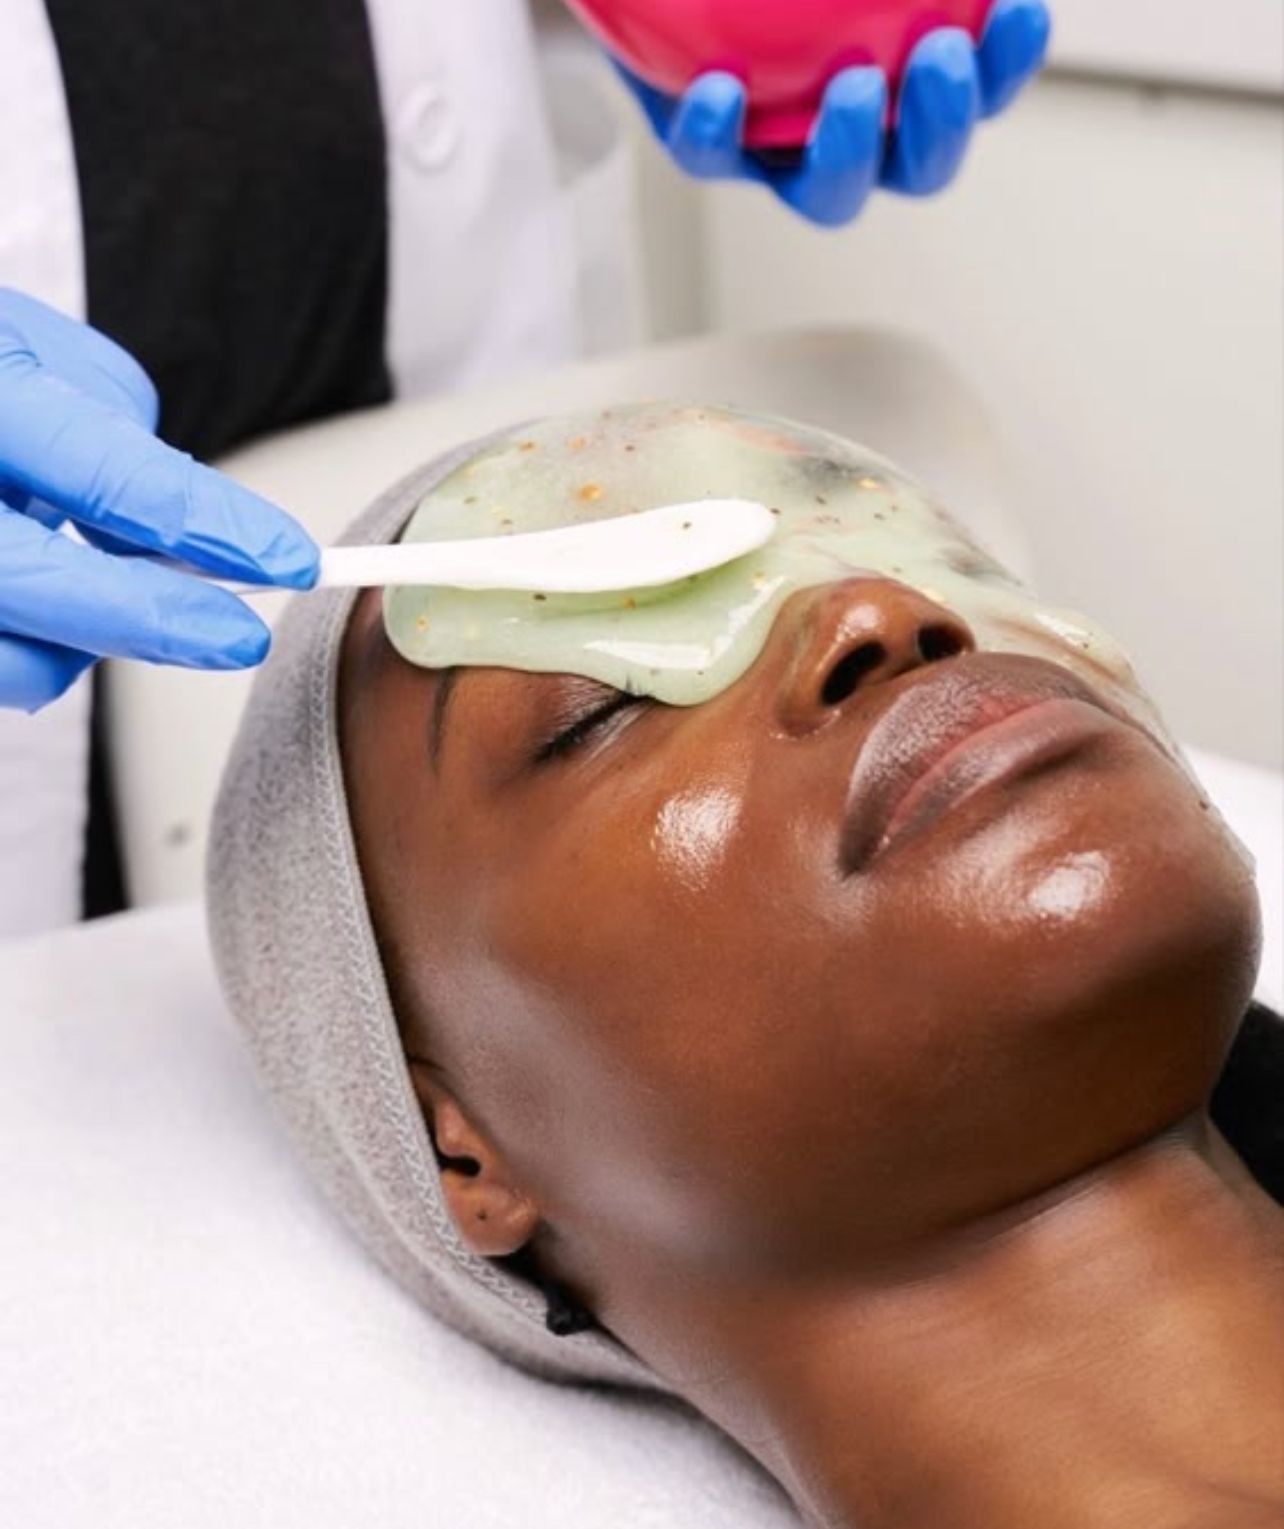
[206, 438, 665, 1393]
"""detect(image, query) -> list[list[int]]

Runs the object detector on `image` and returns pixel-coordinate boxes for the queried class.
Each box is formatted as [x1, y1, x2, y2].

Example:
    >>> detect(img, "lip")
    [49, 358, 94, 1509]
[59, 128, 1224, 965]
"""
[839, 655, 1153, 873]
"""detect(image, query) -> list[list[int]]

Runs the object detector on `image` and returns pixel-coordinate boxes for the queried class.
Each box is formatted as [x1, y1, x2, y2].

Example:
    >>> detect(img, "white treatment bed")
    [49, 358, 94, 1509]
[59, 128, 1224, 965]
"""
[2, 330, 1279, 1529]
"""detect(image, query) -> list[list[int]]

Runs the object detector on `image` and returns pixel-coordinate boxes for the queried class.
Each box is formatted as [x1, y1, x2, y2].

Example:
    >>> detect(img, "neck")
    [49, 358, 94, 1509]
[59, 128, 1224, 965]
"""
[601, 1121, 1284, 1529]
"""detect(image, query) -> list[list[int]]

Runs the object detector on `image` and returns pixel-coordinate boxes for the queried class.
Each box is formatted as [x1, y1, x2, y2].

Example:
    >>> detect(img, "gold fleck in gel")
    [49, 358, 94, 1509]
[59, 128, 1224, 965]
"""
[383, 404, 1158, 736]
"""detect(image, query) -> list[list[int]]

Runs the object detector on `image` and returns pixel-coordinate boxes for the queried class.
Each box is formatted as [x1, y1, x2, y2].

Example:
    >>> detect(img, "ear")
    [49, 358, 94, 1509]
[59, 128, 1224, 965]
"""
[407, 1062, 542, 1258]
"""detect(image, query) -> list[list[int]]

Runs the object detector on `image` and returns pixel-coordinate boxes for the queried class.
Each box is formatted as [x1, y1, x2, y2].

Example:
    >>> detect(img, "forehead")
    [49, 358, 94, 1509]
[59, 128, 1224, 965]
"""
[409, 403, 917, 511]
[387, 402, 984, 553]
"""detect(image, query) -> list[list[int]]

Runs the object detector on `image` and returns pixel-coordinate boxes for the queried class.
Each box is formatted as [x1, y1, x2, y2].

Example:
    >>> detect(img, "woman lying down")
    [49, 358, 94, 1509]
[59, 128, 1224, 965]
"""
[208, 404, 1283, 1529]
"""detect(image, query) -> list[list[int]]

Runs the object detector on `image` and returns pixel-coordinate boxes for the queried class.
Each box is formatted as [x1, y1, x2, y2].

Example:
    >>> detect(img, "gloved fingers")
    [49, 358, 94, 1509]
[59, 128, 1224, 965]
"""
[74, 522, 158, 559]
[615, 62, 760, 182]
[666, 72, 762, 183]
[0, 288, 162, 534]
[0, 287, 159, 427]
[771, 66, 886, 228]
[0, 632, 95, 714]
[882, 28, 981, 197]
[0, 509, 271, 670]
[977, 0, 1051, 118]
[0, 354, 317, 588]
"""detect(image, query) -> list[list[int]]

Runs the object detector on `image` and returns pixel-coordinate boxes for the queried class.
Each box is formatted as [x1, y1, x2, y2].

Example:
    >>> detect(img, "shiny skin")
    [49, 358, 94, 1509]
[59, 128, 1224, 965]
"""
[338, 512, 1276, 1524]
[342, 570, 1258, 1271]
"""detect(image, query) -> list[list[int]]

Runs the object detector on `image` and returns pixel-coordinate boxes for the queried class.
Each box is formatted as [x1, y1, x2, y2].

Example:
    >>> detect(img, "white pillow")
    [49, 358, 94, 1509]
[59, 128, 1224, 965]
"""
[0, 749, 1276, 1529]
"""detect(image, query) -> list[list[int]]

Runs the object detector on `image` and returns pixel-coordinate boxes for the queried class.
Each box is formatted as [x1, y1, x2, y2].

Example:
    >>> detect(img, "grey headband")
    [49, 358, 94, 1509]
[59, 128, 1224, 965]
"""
[206, 442, 664, 1393]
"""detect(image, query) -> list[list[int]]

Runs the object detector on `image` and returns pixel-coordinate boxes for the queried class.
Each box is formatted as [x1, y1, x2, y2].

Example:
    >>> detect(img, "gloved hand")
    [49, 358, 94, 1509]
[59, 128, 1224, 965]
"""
[617, 0, 1050, 227]
[0, 289, 318, 713]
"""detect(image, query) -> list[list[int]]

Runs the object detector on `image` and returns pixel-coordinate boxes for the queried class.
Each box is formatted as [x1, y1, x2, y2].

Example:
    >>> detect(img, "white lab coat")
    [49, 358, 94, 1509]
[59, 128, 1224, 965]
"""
[0, 0, 589, 937]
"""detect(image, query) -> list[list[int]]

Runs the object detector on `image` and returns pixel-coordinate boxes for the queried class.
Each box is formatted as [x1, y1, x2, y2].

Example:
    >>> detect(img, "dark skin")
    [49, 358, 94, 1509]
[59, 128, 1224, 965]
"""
[340, 566, 1283, 1528]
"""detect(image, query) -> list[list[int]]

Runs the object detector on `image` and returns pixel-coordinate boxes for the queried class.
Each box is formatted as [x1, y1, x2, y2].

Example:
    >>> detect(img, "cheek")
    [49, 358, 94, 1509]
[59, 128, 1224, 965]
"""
[475, 762, 854, 1269]
[650, 784, 744, 895]
[485, 762, 769, 1087]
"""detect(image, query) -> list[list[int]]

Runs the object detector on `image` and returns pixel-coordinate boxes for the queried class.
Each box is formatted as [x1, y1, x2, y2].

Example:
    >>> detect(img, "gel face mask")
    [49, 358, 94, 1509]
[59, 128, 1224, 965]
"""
[384, 404, 1154, 732]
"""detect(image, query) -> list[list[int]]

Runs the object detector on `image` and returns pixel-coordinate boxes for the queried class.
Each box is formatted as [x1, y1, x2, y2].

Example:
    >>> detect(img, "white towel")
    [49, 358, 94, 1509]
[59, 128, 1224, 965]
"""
[0, 903, 799, 1529]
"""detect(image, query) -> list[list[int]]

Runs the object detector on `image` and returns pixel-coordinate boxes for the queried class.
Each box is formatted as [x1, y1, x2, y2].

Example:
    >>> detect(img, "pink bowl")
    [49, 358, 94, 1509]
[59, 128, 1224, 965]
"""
[564, 0, 994, 147]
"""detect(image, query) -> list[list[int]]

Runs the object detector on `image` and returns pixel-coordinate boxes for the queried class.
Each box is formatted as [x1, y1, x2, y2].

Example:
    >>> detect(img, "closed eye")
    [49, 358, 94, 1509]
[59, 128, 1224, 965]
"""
[535, 686, 645, 764]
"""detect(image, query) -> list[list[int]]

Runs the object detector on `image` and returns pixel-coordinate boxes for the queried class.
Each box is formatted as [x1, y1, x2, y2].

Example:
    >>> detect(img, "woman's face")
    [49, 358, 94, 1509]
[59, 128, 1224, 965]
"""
[339, 419, 1261, 1285]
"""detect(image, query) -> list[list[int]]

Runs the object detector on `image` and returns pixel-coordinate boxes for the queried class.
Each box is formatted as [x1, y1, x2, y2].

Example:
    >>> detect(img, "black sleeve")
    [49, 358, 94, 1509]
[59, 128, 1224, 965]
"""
[1211, 1002, 1284, 1205]
[44, 0, 392, 463]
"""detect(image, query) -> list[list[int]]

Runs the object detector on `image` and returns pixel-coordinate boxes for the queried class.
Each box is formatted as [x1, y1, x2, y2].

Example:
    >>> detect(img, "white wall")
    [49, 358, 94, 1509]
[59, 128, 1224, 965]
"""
[1049, 0, 1284, 95]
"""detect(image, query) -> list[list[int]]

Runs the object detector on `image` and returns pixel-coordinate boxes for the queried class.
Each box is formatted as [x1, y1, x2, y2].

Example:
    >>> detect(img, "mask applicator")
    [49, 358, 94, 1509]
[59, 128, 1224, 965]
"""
[227, 500, 775, 596]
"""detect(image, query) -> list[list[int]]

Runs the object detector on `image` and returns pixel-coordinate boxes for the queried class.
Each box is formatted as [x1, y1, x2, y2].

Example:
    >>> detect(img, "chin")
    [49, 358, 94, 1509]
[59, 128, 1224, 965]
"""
[886, 748, 1263, 1212]
[1027, 769, 1252, 1072]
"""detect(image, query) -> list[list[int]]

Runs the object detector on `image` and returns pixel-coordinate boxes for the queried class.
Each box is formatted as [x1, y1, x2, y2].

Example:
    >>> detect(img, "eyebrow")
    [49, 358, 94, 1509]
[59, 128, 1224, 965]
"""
[429, 667, 462, 772]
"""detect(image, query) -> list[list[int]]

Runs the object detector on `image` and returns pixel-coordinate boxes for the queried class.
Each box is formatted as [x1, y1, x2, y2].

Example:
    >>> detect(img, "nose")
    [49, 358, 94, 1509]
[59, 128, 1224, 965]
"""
[776, 577, 975, 735]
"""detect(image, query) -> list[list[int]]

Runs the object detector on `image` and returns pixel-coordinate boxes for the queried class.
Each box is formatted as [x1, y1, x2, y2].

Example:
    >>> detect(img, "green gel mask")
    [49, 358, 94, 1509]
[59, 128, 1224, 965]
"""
[383, 403, 1145, 720]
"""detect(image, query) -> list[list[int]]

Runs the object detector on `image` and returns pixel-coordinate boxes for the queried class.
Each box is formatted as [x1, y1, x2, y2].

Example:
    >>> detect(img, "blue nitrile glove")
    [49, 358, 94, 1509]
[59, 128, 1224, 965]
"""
[0, 289, 318, 712]
[617, 0, 1050, 227]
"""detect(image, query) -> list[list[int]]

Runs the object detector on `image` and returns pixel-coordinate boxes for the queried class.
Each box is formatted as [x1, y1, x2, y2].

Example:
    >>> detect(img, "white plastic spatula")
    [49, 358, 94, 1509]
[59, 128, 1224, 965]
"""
[309, 499, 776, 594]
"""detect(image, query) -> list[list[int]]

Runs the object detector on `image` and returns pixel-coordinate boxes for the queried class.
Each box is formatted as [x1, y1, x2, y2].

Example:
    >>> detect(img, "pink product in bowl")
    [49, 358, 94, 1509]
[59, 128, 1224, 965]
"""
[564, 0, 993, 147]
